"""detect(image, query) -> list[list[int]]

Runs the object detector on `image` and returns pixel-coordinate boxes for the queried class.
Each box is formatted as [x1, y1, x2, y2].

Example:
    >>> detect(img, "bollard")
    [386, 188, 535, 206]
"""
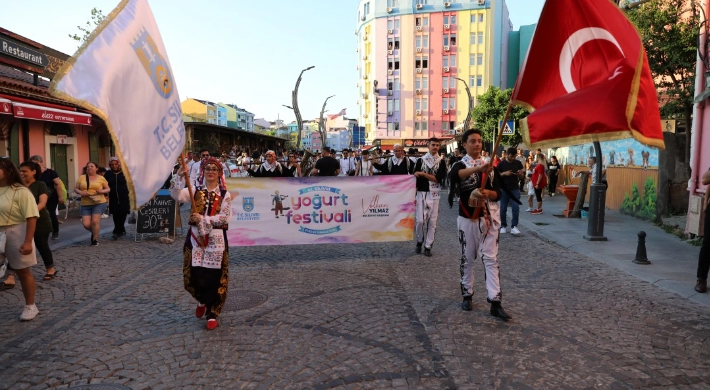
[633, 231, 651, 265]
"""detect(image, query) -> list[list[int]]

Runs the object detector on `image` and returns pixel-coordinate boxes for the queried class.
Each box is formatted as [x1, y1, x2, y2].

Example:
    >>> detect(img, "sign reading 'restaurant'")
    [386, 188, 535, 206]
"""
[0, 37, 48, 68]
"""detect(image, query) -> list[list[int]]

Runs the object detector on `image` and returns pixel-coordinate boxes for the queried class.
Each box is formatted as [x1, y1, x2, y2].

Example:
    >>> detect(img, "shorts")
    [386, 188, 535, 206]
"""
[0, 223, 37, 270]
[534, 188, 543, 202]
[81, 203, 108, 216]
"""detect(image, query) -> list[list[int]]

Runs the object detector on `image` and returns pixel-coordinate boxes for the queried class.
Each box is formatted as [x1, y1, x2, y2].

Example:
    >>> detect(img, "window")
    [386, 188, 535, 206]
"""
[477, 53, 483, 65]
[394, 78, 400, 91]
[451, 34, 457, 45]
[442, 98, 448, 108]
[449, 78, 457, 88]
[450, 54, 456, 66]
[422, 77, 429, 89]
[470, 76, 475, 87]
[416, 37, 421, 48]
[415, 79, 421, 89]
[449, 97, 456, 108]
[395, 19, 400, 28]
[388, 81, 394, 91]
[394, 39, 399, 49]
[416, 57, 429, 69]
[388, 60, 399, 70]
[388, 20, 394, 29]
[423, 17, 429, 26]
[444, 34, 456, 46]
[470, 33, 476, 43]
[442, 122, 449, 131]
[415, 17, 421, 26]
[364, 2, 370, 15]
[442, 76, 449, 88]
[476, 75, 482, 87]
[386, 0, 399, 7]
[478, 32, 484, 44]
[470, 14, 476, 23]
[451, 16, 456, 24]
[479, 13, 484, 22]
[388, 99, 394, 111]
[394, 99, 400, 111]
[422, 97, 428, 109]
[415, 99, 421, 110]
[443, 57, 449, 67]
[423, 36, 429, 48]
[470, 54, 475, 66]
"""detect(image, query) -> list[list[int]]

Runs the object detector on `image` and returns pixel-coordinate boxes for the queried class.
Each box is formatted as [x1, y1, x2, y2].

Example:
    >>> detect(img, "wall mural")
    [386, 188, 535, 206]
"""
[548, 138, 659, 169]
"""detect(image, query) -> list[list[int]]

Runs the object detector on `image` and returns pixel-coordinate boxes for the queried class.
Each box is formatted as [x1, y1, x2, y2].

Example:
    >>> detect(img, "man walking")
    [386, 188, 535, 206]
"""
[373, 144, 412, 175]
[104, 157, 131, 239]
[497, 147, 524, 235]
[413, 138, 447, 256]
[312, 147, 340, 176]
[449, 129, 511, 320]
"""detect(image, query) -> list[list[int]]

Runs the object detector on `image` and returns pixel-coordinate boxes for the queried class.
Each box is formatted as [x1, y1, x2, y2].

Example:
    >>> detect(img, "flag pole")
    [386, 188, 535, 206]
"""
[472, 99, 515, 220]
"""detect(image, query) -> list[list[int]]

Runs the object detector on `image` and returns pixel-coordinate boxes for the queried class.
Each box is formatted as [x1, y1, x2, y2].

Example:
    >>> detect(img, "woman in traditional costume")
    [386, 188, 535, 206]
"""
[170, 157, 232, 330]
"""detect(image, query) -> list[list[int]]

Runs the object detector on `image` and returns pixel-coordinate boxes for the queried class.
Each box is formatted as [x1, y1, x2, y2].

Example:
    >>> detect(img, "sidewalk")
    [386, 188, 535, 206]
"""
[48, 207, 126, 251]
[511, 191, 707, 307]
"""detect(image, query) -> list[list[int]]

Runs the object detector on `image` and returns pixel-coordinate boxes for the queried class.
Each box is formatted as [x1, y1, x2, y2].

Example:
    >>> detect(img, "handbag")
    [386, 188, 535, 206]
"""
[86, 174, 104, 204]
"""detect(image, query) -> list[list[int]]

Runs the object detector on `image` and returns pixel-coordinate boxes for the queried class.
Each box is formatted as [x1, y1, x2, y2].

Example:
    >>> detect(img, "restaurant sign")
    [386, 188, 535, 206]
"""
[403, 139, 430, 147]
[0, 37, 47, 68]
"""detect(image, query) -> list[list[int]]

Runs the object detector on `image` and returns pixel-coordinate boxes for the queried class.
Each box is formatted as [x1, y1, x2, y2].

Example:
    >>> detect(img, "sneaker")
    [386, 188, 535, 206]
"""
[525, 208, 532, 212]
[20, 304, 39, 321]
[499, 227, 507, 234]
[531, 209, 543, 215]
[423, 248, 432, 257]
[415, 242, 423, 254]
[51, 232, 59, 240]
[91, 240, 99, 246]
[511, 227, 521, 235]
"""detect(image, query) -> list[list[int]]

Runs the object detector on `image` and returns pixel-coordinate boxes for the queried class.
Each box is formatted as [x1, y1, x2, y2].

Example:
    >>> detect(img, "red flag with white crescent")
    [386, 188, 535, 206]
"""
[512, 0, 664, 150]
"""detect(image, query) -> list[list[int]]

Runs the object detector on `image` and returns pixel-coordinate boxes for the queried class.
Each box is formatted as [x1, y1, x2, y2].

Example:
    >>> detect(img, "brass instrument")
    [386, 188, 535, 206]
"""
[300, 150, 315, 177]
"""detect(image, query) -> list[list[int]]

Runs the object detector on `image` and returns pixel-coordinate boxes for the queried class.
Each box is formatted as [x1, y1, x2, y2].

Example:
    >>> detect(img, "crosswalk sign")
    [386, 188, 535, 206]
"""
[499, 120, 515, 135]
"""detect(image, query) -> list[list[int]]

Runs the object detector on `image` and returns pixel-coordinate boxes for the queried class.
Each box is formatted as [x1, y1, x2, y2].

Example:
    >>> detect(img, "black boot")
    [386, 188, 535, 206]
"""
[696, 279, 707, 293]
[415, 242, 422, 254]
[490, 302, 511, 320]
[461, 296, 473, 311]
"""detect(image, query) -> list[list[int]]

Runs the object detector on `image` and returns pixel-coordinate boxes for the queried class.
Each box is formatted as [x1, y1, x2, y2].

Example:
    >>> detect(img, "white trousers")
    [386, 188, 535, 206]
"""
[415, 191, 440, 249]
[457, 202, 502, 302]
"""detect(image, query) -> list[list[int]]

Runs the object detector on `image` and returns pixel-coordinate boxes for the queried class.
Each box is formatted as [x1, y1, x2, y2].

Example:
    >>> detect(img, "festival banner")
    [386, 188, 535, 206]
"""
[49, 0, 184, 209]
[226, 176, 415, 246]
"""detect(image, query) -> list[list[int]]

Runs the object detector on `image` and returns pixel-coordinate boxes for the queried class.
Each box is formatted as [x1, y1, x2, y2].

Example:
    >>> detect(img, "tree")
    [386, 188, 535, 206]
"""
[625, 0, 700, 164]
[68, 8, 105, 46]
[472, 86, 528, 147]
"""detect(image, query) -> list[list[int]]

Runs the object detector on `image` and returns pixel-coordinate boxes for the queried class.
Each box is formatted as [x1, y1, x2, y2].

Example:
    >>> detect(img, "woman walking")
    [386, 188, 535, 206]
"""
[170, 157, 233, 330]
[531, 154, 548, 215]
[548, 156, 561, 196]
[0, 158, 40, 320]
[19, 161, 56, 280]
[74, 162, 110, 246]
[356, 151, 373, 176]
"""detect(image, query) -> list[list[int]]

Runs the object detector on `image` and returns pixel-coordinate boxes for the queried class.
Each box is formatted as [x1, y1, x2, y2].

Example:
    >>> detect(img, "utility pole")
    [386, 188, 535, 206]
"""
[319, 95, 335, 151]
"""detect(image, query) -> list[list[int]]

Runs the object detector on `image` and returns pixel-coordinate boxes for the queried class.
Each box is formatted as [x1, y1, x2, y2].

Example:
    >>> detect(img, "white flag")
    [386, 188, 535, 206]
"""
[50, 0, 184, 209]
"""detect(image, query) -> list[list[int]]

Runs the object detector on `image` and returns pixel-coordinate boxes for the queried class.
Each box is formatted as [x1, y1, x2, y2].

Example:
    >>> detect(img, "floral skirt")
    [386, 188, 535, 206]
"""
[182, 230, 229, 319]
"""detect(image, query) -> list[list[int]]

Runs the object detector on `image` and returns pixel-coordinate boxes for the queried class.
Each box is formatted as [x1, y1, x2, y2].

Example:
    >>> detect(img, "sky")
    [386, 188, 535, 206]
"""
[0, 0, 544, 124]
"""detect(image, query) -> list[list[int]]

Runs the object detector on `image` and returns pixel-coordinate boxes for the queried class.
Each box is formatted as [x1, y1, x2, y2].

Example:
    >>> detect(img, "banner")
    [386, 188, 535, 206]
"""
[50, 0, 184, 209]
[226, 176, 415, 246]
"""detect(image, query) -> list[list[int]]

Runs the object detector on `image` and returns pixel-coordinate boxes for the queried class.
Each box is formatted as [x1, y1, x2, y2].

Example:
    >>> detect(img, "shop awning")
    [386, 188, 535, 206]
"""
[12, 102, 92, 125]
[0, 98, 11, 115]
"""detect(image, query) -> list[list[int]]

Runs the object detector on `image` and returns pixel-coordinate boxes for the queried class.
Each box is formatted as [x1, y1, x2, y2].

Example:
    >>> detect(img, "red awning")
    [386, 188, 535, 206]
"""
[12, 102, 92, 125]
[0, 98, 11, 115]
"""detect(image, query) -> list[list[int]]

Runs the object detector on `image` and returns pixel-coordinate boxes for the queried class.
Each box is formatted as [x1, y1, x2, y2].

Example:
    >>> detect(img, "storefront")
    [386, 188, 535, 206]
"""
[0, 28, 103, 187]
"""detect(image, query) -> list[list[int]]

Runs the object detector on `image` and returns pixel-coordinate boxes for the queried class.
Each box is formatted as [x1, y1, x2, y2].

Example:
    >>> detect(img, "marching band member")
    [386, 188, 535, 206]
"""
[245, 150, 289, 177]
[171, 157, 233, 330]
[413, 138, 447, 257]
[449, 129, 511, 321]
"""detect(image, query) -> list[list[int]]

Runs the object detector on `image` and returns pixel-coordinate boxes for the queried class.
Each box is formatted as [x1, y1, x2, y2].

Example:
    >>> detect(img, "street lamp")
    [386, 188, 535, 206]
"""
[319, 95, 335, 151]
[454, 77, 473, 133]
[285, 65, 315, 149]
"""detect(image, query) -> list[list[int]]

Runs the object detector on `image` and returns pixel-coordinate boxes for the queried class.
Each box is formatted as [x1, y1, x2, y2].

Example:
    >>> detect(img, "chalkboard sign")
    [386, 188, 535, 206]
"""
[137, 190, 176, 234]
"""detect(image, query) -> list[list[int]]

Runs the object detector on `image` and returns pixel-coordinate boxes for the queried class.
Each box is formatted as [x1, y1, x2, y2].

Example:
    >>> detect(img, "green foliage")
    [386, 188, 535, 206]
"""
[620, 178, 658, 220]
[471, 86, 528, 146]
[638, 178, 658, 220]
[68, 8, 105, 47]
[625, 0, 699, 118]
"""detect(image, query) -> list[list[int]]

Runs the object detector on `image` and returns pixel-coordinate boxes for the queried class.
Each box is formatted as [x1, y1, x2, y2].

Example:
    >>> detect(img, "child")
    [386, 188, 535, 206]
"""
[526, 165, 535, 212]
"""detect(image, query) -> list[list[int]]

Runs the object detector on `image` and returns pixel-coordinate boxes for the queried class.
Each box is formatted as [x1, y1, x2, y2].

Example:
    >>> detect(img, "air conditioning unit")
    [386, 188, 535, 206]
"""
[415, 89, 422, 94]
[388, 29, 393, 34]
[444, 45, 450, 51]
[416, 26, 423, 31]
[386, 7, 393, 13]
[416, 47, 422, 53]
[363, 55, 368, 60]
[388, 90, 393, 96]
[364, 74, 369, 79]
[416, 4, 423, 10]
[362, 93, 368, 99]
[364, 114, 369, 118]
[444, 24, 450, 29]
[387, 50, 393, 55]
[364, 34, 369, 40]
[444, 88, 449, 93]
[416, 110, 422, 115]
[361, 15, 366, 21]
[416, 68, 422, 74]
[444, 109, 449, 114]
[478, 0, 485, 4]
[388, 70, 393, 75]
[444, 2, 451, 8]
[387, 111, 393, 116]
[443, 66, 450, 72]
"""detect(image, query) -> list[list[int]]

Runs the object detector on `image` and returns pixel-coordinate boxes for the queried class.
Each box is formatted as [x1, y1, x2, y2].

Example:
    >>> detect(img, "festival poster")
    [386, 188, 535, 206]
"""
[226, 176, 416, 246]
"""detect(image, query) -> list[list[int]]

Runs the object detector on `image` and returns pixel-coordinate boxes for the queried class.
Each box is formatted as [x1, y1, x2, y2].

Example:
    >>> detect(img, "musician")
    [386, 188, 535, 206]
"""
[356, 151, 373, 176]
[312, 147, 340, 176]
[373, 144, 413, 175]
[285, 152, 302, 177]
[339, 149, 356, 177]
[170, 158, 232, 330]
[413, 138, 447, 257]
[245, 150, 289, 177]
[449, 129, 511, 321]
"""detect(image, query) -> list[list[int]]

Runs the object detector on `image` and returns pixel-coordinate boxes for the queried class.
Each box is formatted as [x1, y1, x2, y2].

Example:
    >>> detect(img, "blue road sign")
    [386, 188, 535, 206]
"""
[499, 120, 515, 135]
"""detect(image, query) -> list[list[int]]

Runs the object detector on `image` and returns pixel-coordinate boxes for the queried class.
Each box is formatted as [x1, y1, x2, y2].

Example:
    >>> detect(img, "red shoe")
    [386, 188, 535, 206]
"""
[206, 319, 218, 330]
[531, 209, 543, 215]
[195, 304, 206, 319]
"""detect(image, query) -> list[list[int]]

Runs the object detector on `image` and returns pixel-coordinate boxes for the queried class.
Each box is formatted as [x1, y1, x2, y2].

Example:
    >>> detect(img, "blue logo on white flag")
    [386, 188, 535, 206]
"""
[131, 28, 174, 99]
[243, 197, 255, 212]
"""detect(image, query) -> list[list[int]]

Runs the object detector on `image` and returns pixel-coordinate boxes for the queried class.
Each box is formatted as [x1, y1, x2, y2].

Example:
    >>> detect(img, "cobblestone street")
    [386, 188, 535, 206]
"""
[2, 202, 710, 390]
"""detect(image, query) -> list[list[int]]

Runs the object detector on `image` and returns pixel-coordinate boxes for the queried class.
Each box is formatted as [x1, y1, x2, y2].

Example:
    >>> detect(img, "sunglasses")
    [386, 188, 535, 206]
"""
[201, 154, 210, 158]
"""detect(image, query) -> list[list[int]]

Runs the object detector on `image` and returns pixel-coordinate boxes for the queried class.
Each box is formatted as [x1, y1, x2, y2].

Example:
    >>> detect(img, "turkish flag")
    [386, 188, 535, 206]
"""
[512, 0, 665, 150]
